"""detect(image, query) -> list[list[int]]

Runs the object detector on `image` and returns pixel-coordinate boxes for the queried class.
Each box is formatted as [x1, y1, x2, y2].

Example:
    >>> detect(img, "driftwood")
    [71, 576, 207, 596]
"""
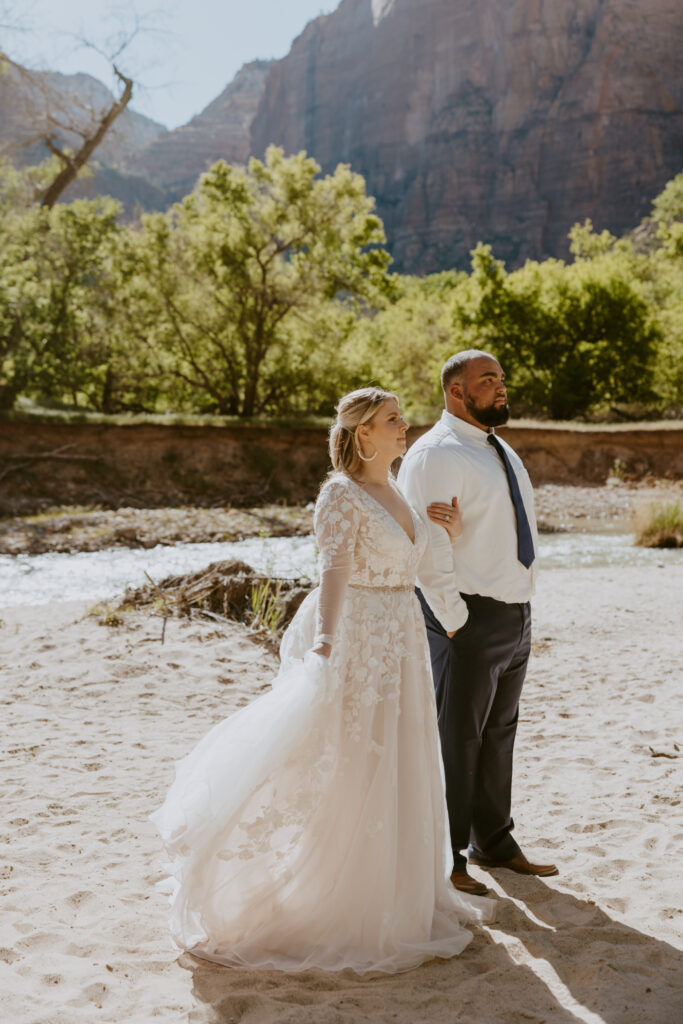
[648, 745, 679, 759]
[123, 559, 313, 641]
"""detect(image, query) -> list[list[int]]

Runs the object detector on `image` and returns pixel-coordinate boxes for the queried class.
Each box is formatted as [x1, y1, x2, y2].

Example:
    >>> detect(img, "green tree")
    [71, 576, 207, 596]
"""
[124, 147, 392, 417]
[0, 158, 163, 413]
[350, 271, 466, 422]
[0, 160, 47, 408]
[651, 170, 683, 258]
[648, 174, 683, 407]
[454, 243, 659, 419]
[568, 202, 683, 414]
[28, 198, 122, 410]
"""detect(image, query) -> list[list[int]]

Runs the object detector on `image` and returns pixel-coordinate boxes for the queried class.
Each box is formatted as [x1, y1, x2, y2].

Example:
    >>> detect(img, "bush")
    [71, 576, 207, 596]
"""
[634, 500, 683, 547]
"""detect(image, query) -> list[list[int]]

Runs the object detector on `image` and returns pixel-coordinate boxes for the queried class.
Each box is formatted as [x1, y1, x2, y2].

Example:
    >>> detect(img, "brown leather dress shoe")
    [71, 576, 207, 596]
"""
[468, 852, 558, 877]
[450, 869, 489, 895]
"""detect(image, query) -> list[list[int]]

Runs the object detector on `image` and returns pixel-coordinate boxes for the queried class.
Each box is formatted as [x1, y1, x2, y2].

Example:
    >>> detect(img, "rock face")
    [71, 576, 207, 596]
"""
[3, 4, 681, 261]
[250, 0, 683, 271]
[124, 60, 273, 204]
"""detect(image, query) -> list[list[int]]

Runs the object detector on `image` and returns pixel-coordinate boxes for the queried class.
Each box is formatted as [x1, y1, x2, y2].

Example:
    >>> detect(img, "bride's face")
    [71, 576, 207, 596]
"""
[359, 398, 408, 460]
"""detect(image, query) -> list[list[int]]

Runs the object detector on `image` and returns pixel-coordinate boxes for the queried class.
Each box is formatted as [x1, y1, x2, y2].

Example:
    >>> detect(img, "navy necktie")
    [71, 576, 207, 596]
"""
[487, 433, 535, 569]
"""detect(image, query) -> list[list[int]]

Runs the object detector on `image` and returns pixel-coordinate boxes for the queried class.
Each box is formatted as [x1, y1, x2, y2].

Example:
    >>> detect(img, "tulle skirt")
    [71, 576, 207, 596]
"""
[150, 587, 494, 973]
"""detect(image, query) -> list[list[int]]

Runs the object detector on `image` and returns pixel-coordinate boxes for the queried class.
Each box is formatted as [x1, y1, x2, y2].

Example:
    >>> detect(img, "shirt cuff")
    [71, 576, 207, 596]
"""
[434, 595, 470, 633]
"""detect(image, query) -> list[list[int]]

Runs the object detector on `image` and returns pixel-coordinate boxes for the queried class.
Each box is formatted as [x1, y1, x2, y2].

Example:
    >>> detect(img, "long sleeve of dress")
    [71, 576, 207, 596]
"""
[312, 478, 360, 647]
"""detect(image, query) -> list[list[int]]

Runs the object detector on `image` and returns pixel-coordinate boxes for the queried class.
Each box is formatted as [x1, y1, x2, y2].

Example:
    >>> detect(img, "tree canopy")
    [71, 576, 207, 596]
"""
[1, 152, 681, 422]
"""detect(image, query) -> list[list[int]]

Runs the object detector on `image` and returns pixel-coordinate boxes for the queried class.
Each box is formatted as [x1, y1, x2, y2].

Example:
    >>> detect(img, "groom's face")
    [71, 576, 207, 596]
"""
[459, 357, 510, 428]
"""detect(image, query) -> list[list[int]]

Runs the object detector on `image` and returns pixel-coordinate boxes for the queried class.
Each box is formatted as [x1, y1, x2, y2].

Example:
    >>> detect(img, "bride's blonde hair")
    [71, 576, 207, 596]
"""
[329, 387, 397, 476]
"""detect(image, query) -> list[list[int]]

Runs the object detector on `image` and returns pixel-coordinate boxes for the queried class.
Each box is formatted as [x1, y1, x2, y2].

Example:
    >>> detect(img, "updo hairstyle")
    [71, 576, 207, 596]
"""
[329, 386, 397, 476]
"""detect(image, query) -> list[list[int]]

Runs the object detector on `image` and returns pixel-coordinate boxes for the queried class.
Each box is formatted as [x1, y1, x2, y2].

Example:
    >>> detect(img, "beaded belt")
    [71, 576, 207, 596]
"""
[348, 583, 414, 593]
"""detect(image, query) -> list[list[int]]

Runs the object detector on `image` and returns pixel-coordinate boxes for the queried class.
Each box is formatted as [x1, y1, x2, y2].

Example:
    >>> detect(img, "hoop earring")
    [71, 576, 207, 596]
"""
[356, 445, 378, 463]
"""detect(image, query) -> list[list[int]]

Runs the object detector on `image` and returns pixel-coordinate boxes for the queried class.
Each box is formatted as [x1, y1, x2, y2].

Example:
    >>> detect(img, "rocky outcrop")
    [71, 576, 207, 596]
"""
[124, 60, 273, 204]
[250, 0, 683, 271]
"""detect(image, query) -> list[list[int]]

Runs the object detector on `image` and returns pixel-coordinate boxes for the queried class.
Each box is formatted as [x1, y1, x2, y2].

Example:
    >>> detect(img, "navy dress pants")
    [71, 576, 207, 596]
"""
[417, 589, 531, 871]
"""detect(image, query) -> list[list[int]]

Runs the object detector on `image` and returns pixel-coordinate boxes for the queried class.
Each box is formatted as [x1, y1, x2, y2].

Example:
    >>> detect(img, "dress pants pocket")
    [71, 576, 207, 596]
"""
[451, 602, 476, 642]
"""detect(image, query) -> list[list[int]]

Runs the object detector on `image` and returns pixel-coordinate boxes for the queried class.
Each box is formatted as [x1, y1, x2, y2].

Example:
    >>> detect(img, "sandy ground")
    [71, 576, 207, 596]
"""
[1, 563, 682, 1024]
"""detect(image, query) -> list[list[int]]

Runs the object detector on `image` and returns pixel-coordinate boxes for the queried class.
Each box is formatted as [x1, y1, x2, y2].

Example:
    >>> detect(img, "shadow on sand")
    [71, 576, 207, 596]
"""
[179, 876, 682, 1023]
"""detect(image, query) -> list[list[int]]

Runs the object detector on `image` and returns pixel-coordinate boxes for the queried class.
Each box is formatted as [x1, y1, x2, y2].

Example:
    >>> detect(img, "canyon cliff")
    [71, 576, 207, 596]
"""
[124, 60, 273, 205]
[250, 0, 683, 271]
[3, 2, 681, 268]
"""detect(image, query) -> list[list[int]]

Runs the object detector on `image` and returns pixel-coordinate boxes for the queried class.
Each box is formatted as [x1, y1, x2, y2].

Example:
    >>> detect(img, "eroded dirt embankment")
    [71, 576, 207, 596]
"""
[0, 419, 681, 517]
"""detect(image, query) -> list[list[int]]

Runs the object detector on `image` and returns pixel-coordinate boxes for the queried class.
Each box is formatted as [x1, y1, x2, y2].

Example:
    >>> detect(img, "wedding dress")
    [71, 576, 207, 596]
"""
[151, 473, 494, 973]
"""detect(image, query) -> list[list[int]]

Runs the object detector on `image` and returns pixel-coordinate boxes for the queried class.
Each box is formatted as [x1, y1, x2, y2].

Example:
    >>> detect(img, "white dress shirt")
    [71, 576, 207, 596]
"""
[397, 411, 538, 632]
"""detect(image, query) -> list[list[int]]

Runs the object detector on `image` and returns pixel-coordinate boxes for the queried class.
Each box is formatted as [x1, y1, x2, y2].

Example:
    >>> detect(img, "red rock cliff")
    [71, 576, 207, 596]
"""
[250, 0, 683, 271]
[125, 60, 273, 203]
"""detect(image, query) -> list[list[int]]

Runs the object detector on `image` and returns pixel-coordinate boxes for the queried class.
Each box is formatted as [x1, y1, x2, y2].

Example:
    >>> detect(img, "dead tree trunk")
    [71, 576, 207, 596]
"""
[40, 65, 133, 209]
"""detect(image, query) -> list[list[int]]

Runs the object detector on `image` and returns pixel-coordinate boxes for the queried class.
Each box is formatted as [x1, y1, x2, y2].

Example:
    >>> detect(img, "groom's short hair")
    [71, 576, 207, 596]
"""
[441, 349, 497, 392]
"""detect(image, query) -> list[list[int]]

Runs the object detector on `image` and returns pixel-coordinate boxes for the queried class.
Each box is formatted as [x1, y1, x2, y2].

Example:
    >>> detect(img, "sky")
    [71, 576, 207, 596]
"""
[3, 1, 340, 129]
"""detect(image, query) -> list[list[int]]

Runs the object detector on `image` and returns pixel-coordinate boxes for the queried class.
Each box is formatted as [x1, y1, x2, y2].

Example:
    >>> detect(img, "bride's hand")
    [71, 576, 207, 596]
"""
[311, 642, 332, 659]
[427, 497, 462, 540]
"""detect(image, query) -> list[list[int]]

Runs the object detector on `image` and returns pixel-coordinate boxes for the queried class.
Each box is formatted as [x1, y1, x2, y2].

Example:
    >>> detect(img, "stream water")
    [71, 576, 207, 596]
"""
[1, 532, 680, 608]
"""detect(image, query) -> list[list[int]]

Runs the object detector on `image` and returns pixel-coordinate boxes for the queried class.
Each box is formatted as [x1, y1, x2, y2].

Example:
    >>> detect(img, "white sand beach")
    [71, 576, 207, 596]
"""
[1, 562, 682, 1023]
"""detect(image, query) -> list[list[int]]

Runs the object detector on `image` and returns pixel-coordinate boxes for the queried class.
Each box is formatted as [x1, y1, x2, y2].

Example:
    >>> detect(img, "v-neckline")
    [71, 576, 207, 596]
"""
[349, 477, 416, 546]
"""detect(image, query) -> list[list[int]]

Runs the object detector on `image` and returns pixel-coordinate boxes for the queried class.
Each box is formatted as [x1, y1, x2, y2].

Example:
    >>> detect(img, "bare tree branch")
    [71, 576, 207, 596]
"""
[44, 135, 75, 170]
[0, 1, 34, 37]
[2, 7, 169, 205]
[39, 64, 133, 208]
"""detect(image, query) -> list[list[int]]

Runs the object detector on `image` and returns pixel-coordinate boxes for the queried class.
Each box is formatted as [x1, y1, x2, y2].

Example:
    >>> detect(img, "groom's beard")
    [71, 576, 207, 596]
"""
[463, 392, 511, 428]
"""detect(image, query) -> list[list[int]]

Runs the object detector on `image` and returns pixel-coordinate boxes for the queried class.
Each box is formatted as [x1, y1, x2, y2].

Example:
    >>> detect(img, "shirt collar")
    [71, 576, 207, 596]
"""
[440, 409, 493, 444]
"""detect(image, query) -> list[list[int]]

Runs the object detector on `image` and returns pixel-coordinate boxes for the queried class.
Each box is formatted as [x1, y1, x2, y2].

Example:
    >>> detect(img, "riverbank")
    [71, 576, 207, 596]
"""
[2, 419, 682, 516]
[2, 481, 682, 555]
[0, 504, 313, 556]
[1, 563, 681, 1023]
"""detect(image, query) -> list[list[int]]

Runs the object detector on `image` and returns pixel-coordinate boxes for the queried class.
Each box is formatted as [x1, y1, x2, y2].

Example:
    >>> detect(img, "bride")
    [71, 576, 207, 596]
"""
[151, 387, 495, 974]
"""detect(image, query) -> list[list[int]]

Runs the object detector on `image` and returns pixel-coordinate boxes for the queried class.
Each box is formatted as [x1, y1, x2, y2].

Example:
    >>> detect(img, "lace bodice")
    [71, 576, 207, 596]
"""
[312, 474, 427, 644]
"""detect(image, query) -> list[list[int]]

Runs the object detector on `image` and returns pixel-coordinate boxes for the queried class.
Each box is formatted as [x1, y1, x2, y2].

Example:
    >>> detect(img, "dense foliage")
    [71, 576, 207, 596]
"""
[1, 150, 681, 421]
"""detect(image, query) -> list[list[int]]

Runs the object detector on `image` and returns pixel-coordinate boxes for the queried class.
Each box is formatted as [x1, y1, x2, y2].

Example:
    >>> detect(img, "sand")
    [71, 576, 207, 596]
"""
[1, 563, 682, 1024]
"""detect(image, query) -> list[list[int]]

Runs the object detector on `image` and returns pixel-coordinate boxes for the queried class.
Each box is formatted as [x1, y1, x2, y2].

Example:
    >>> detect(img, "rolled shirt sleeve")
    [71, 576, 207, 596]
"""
[398, 447, 469, 633]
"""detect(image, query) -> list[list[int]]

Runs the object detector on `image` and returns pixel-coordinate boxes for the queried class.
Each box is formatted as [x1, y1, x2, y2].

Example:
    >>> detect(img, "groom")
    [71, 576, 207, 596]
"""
[398, 349, 558, 895]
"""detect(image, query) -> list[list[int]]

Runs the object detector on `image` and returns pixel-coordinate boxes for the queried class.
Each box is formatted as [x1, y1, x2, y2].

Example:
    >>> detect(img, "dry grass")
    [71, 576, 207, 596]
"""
[634, 499, 683, 547]
[250, 576, 285, 635]
[88, 601, 133, 627]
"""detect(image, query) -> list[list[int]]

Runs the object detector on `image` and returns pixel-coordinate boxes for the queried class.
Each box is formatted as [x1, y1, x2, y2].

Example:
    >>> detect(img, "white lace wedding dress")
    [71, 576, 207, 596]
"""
[151, 473, 494, 973]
